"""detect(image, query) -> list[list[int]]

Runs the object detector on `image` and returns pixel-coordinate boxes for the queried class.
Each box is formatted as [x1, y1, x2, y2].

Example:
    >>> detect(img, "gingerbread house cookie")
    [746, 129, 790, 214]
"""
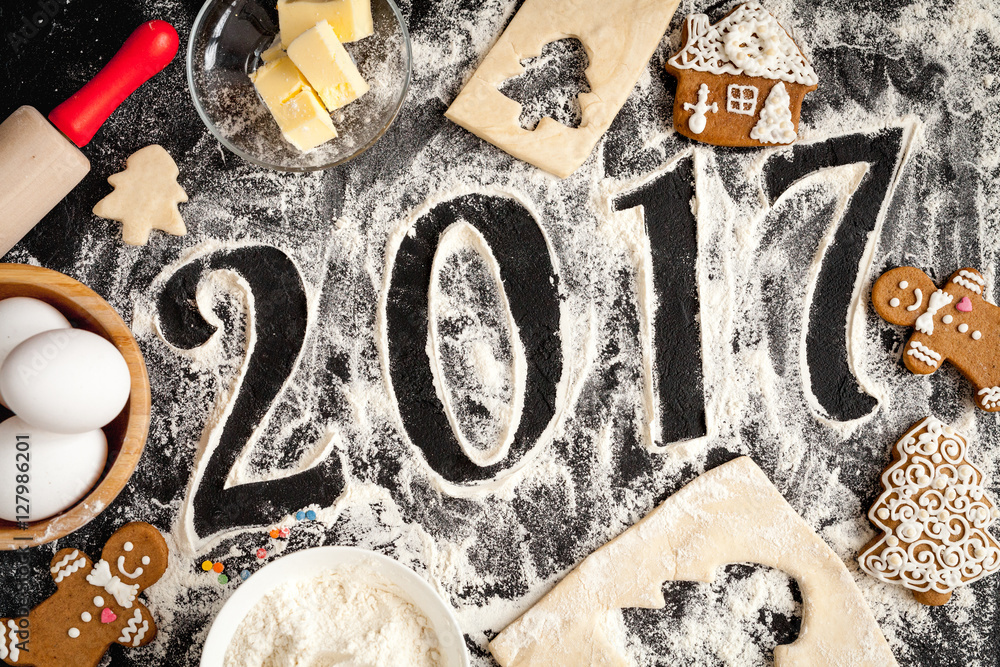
[664, 1, 818, 147]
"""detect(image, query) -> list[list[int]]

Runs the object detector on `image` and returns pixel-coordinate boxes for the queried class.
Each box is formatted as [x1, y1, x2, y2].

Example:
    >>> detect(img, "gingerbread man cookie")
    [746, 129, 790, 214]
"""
[872, 266, 1000, 411]
[0, 523, 168, 667]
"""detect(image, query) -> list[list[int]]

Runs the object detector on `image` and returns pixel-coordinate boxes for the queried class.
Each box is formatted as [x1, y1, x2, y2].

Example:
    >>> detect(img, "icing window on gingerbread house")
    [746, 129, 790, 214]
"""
[727, 84, 758, 114]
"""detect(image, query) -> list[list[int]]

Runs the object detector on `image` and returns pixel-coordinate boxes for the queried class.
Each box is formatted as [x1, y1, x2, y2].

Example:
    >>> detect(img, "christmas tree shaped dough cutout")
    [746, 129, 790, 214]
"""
[93, 145, 188, 246]
[859, 417, 1000, 605]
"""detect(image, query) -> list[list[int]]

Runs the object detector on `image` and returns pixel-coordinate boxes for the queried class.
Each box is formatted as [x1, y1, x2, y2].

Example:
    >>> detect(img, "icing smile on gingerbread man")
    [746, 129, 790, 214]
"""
[873, 267, 1000, 410]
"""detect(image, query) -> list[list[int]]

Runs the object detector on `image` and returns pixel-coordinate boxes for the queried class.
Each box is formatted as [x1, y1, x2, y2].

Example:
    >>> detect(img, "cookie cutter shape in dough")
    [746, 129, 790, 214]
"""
[489, 456, 898, 667]
[445, 0, 682, 179]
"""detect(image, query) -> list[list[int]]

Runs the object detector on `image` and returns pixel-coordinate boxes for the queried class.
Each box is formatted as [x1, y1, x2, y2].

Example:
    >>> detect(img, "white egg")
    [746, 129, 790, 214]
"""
[0, 329, 131, 434]
[0, 297, 72, 408]
[0, 416, 107, 522]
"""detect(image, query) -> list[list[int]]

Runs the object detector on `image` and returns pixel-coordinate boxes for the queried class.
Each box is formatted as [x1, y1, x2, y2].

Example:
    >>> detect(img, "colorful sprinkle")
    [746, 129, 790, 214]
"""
[306, 510, 316, 521]
[212, 562, 224, 573]
[240, 570, 250, 581]
[201, 560, 213, 571]
[257, 548, 267, 559]
[278, 527, 290, 538]
[296, 511, 305, 521]
[218, 574, 229, 584]
[269, 529, 280, 539]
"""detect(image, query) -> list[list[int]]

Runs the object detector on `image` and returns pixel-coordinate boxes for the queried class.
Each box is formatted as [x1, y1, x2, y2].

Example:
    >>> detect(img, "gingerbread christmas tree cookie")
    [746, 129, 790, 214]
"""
[664, 1, 818, 147]
[859, 417, 1000, 605]
[0, 523, 168, 667]
[93, 145, 188, 246]
[872, 266, 1000, 411]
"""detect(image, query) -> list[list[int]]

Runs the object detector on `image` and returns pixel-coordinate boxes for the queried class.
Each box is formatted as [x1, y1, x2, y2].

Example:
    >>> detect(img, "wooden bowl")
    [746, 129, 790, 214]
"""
[0, 264, 151, 549]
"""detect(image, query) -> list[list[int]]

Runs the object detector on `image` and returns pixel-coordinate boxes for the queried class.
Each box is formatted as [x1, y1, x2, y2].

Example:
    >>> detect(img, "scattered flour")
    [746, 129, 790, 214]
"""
[4, 0, 999, 665]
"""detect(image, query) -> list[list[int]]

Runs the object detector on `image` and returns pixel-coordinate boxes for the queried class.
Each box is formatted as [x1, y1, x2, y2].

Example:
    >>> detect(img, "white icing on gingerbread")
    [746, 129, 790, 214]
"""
[943, 314, 953, 324]
[915, 289, 953, 335]
[953, 270, 985, 294]
[973, 330, 982, 340]
[81, 612, 92, 623]
[906, 341, 940, 368]
[749, 82, 796, 144]
[907, 287, 923, 312]
[3, 619, 19, 662]
[93, 596, 104, 607]
[123, 542, 134, 552]
[899, 280, 909, 289]
[141, 556, 151, 565]
[958, 323, 969, 333]
[51, 550, 87, 583]
[860, 418, 1000, 598]
[889, 297, 900, 307]
[978, 387, 1000, 410]
[117, 555, 144, 580]
[87, 560, 139, 608]
[666, 2, 818, 85]
[68, 627, 80, 639]
[682, 83, 717, 134]
[119, 609, 146, 646]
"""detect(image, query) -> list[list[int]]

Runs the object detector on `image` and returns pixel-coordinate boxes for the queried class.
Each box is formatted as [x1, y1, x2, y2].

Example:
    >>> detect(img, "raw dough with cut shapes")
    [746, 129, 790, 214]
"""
[93, 145, 188, 246]
[489, 456, 897, 667]
[445, 0, 681, 179]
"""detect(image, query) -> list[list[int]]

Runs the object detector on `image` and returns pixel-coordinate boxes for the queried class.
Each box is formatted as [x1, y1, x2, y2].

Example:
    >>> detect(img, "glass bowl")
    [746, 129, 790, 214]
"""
[187, 0, 411, 171]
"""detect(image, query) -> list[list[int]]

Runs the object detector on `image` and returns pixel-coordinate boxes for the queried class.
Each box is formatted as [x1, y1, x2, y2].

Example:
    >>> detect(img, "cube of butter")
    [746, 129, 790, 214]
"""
[287, 20, 369, 111]
[278, 0, 374, 47]
[260, 36, 285, 63]
[249, 57, 338, 151]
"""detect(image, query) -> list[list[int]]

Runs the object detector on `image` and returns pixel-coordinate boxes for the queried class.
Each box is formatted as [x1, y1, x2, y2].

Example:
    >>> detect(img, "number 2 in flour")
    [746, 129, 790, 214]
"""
[157, 246, 344, 540]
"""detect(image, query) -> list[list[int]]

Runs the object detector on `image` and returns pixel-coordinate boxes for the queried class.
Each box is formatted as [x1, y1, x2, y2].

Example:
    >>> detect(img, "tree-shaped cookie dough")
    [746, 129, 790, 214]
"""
[0, 522, 168, 667]
[93, 145, 187, 246]
[859, 417, 1000, 605]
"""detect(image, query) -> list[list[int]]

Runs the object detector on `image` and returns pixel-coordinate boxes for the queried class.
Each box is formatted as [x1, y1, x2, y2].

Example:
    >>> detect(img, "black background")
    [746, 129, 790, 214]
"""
[1, 0, 999, 665]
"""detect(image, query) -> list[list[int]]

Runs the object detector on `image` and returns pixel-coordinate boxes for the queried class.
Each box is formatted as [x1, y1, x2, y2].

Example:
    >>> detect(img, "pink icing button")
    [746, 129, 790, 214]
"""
[957, 296, 973, 312]
[101, 608, 117, 624]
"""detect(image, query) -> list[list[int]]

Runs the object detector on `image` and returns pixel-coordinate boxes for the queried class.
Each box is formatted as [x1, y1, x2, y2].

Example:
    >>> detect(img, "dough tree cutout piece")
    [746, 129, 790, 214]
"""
[445, 0, 682, 179]
[871, 266, 1000, 411]
[0, 523, 168, 667]
[859, 417, 1000, 606]
[93, 145, 188, 246]
[489, 457, 898, 667]
[664, 2, 818, 147]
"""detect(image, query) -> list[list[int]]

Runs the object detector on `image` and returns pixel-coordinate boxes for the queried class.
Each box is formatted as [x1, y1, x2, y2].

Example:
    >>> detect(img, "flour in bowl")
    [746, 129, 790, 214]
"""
[224, 563, 442, 667]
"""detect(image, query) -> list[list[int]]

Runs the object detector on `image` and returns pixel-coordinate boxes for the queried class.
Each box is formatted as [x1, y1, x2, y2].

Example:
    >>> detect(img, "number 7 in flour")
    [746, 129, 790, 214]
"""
[762, 123, 916, 422]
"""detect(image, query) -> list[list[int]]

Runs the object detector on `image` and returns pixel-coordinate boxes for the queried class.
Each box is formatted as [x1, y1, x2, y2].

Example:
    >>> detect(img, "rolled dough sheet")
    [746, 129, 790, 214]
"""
[489, 456, 898, 667]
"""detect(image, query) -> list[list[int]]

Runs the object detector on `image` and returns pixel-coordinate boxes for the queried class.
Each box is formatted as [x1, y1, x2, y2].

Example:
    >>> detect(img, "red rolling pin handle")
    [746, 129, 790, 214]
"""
[48, 20, 179, 148]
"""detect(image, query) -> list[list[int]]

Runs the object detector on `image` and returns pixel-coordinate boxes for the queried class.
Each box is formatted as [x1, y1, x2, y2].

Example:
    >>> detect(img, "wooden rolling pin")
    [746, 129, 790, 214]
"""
[0, 20, 179, 258]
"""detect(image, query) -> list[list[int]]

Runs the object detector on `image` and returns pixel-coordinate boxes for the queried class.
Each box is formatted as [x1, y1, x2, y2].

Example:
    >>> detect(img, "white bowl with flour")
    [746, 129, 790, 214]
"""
[200, 546, 469, 667]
